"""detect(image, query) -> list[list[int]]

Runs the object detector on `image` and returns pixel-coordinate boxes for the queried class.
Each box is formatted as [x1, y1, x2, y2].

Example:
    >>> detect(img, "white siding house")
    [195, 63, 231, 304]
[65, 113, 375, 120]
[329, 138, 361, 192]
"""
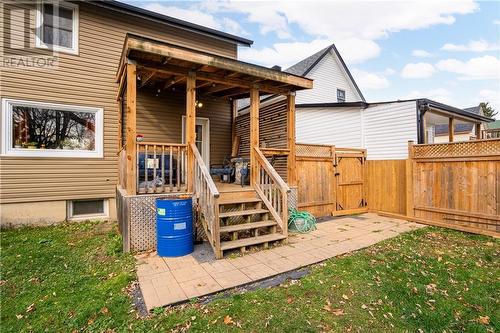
[363, 101, 418, 159]
[296, 107, 362, 147]
[238, 44, 491, 160]
[295, 51, 362, 104]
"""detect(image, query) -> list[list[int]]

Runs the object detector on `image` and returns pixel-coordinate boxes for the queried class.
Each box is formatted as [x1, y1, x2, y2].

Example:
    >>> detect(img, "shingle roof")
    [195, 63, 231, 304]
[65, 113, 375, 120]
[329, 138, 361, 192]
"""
[284, 46, 331, 76]
[463, 106, 481, 115]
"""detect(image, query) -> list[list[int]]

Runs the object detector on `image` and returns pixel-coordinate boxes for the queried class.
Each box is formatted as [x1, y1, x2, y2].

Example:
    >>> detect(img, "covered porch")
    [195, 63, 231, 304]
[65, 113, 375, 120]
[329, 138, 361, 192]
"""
[116, 34, 312, 258]
[418, 100, 490, 144]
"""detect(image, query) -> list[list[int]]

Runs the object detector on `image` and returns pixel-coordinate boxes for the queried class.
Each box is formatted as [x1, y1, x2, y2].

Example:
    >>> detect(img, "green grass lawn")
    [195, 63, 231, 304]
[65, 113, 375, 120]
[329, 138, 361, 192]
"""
[1, 220, 498, 332]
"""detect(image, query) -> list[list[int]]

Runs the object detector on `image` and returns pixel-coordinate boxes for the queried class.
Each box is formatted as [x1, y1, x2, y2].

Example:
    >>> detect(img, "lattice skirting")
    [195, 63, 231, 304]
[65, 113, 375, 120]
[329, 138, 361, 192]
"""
[117, 188, 195, 253]
[288, 186, 298, 211]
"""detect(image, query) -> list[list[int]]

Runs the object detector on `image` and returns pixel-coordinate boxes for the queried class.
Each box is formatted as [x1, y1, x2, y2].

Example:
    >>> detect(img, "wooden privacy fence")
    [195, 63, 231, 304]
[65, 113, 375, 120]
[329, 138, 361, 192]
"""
[407, 139, 500, 235]
[296, 143, 367, 217]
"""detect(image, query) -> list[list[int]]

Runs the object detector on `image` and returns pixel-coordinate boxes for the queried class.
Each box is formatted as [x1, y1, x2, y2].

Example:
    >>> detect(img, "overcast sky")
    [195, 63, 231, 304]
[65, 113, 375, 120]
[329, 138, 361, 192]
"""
[125, 0, 500, 118]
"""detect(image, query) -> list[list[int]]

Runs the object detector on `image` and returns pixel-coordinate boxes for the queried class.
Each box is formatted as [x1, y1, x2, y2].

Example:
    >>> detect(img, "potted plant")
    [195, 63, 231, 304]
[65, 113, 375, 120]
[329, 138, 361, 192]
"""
[14, 139, 22, 148]
[26, 142, 38, 149]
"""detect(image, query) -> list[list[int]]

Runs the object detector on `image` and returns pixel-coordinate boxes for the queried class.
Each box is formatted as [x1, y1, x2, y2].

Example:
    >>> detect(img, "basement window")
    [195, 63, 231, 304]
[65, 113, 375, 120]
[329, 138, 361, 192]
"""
[68, 199, 108, 220]
[1, 98, 103, 158]
[337, 89, 346, 103]
[36, 1, 79, 54]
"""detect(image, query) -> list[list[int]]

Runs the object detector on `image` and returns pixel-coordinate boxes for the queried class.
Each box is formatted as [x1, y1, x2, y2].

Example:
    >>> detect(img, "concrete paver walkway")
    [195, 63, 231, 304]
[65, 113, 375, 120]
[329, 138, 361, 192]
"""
[136, 213, 424, 310]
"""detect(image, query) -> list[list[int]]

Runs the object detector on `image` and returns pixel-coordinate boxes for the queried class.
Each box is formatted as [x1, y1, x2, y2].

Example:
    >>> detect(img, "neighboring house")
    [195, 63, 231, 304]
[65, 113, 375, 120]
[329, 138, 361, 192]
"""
[433, 105, 484, 143]
[483, 119, 500, 139]
[1, 0, 311, 261]
[238, 44, 492, 160]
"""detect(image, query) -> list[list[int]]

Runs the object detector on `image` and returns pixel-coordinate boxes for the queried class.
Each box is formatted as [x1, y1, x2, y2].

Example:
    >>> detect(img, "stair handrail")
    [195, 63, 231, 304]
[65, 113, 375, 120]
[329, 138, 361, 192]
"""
[253, 147, 290, 236]
[190, 143, 221, 257]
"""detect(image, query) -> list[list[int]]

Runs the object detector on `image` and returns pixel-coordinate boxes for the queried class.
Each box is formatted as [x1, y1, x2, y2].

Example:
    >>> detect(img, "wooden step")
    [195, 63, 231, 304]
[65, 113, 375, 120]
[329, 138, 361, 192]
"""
[221, 233, 287, 251]
[219, 197, 262, 205]
[219, 208, 268, 218]
[220, 220, 276, 233]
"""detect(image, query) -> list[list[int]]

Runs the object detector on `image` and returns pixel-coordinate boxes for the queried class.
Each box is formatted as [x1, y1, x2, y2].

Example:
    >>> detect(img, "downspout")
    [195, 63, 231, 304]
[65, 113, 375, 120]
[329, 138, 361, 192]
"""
[416, 100, 428, 144]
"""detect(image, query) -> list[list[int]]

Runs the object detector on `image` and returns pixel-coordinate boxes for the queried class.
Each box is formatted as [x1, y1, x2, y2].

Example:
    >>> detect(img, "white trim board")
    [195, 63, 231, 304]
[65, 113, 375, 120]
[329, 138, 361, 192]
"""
[1, 98, 104, 158]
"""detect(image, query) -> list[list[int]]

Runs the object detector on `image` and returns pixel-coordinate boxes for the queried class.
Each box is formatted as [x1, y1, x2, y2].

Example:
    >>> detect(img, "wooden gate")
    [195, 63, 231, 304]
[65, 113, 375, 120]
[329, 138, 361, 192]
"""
[334, 148, 368, 216]
[296, 144, 367, 217]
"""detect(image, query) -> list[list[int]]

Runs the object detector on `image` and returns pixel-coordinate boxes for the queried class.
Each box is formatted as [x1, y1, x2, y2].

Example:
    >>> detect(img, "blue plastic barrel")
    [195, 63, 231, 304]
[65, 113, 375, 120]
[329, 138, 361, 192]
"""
[156, 197, 193, 257]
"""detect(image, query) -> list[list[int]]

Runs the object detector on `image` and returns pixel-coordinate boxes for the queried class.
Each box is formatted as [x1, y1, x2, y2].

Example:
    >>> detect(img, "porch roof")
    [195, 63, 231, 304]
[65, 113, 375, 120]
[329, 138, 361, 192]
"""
[117, 34, 313, 100]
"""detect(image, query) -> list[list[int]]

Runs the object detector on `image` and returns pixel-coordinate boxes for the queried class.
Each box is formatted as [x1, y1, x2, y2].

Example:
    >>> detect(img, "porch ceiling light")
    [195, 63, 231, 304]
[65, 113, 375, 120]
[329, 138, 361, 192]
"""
[196, 100, 203, 108]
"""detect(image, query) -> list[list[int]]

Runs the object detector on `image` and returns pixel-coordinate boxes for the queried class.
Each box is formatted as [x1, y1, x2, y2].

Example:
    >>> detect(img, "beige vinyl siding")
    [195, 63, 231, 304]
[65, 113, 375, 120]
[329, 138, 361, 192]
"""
[0, 2, 238, 204]
[136, 89, 232, 165]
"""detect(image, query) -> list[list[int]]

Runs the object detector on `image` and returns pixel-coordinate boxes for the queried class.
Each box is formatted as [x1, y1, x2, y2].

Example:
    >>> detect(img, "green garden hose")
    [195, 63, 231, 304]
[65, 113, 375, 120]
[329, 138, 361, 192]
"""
[288, 209, 317, 233]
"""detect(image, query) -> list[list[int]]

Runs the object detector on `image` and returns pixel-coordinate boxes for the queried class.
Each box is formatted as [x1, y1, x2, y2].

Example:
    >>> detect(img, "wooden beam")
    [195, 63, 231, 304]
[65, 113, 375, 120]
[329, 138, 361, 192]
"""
[231, 99, 237, 153]
[196, 81, 212, 89]
[448, 117, 455, 142]
[250, 88, 260, 185]
[287, 93, 297, 186]
[139, 70, 157, 88]
[137, 65, 291, 95]
[475, 123, 481, 139]
[163, 76, 184, 90]
[126, 63, 137, 195]
[126, 37, 313, 89]
[186, 71, 196, 192]
[116, 66, 127, 101]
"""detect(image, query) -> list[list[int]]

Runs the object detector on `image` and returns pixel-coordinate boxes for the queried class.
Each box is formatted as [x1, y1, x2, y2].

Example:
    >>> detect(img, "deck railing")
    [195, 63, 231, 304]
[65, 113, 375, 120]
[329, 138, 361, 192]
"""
[190, 143, 221, 257]
[136, 142, 187, 194]
[253, 147, 290, 236]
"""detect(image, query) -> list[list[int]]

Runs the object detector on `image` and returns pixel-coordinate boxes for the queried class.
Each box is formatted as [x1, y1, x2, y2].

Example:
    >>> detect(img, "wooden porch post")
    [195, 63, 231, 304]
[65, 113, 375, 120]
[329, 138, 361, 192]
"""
[250, 88, 259, 185]
[448, 117, 455, 142]
[286, 93, 297, 186]
[186, 71, 196, 192]
[125, 62, 137, 195]
[475, 123, 481, 139]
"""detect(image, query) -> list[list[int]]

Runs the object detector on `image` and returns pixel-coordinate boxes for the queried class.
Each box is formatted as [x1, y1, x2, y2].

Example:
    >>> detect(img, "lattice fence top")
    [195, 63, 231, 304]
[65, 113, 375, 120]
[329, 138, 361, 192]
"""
[296, 143, 334, 158]
[413, 139, 500, 159]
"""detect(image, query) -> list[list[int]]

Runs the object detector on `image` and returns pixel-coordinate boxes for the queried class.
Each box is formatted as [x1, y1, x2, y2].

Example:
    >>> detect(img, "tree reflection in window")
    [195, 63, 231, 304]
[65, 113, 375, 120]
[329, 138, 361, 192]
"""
[12, 106, 95, 150]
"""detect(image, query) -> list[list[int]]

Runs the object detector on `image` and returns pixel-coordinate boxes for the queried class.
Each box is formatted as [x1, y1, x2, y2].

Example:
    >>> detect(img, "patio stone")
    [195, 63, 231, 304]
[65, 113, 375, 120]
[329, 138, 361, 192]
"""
[239, 263, 278, 281]
[171, 265, 210, 283]
[151, 271, 187, 306]
[200, 259, 237, 275]
[265, 257, 300, 273]
[211, 269, 252, 289]
[179, 275, 223, 299]
[135, 213, 421, 310]
[227, 254, 262, 268]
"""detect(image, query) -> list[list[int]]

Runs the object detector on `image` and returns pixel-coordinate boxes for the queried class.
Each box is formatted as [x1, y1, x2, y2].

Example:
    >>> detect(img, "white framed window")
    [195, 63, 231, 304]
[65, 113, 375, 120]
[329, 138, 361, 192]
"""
[68, 199, 109, 220]
[1, 98, 103, 158]
[36, 1, 79, 55]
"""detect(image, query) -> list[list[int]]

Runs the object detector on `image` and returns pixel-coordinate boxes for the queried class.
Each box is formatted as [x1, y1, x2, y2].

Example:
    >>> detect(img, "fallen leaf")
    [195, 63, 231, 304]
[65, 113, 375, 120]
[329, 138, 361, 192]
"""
[223, 315, 233, 325]
[26, 303, 35, 313]
[478, 316, 490, 325]
[342, 294, 349, 300]
[16, 314, 23, 319]
[286, 297, 294, 304]
[100, 307, 109, 315]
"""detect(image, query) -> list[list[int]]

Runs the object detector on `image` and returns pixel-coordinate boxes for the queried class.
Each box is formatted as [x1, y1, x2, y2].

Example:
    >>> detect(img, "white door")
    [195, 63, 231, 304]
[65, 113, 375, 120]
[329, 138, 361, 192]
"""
[182, 117, 210, 166]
